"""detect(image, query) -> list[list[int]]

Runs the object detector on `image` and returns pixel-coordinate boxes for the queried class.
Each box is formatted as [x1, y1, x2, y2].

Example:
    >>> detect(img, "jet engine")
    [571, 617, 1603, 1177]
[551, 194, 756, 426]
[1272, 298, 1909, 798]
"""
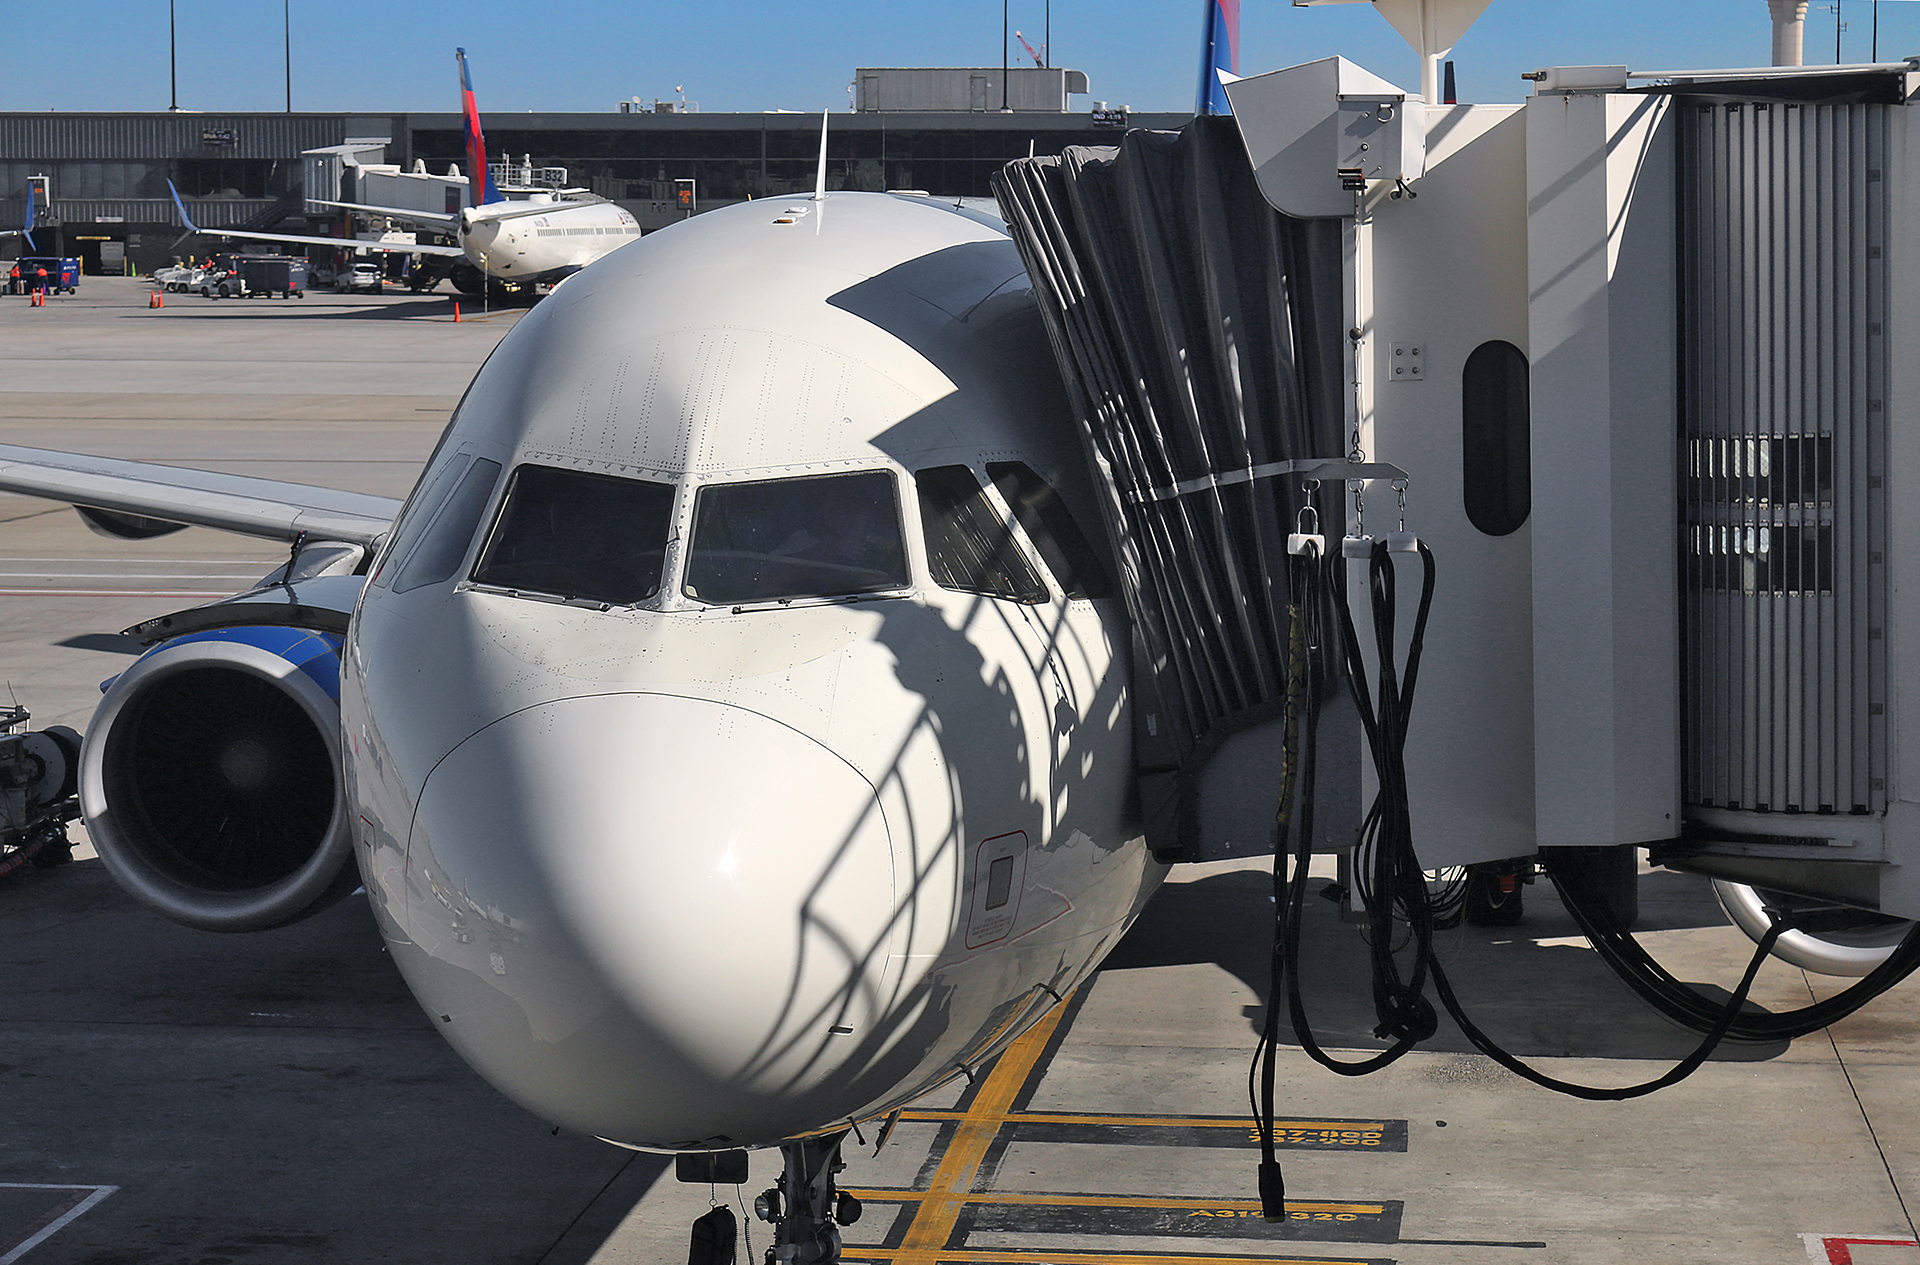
[80, 624, 358, 932]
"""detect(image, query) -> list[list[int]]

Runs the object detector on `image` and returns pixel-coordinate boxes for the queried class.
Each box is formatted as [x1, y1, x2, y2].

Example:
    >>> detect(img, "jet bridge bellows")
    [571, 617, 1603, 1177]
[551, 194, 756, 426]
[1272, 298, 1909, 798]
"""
[1678, 100, 1889, 819]
[995, 118, 1349, 859]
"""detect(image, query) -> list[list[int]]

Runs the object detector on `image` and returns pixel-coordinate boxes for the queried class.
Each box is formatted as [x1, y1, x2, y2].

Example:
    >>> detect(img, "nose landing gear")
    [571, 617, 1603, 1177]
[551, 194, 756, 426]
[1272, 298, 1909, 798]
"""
[754, 1129, 860, 1263]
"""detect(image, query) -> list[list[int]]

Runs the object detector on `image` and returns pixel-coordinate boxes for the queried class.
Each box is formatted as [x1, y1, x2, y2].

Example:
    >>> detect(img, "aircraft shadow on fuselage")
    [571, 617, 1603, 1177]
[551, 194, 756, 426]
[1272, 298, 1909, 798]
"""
[646, 243, 1139, 1112]
[713, 580, 1134, 1115]
[1098, 865, 1793, 1064]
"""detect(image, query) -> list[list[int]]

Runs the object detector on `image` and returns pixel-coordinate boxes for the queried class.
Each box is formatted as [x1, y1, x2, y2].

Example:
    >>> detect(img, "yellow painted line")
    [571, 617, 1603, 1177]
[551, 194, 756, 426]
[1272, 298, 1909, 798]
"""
[899, 1110, 1388, 1131]
[846, 1252, 1363, 1265]
[846, 1190, 1385, 1215]
[889, 1000, 1070, 1263]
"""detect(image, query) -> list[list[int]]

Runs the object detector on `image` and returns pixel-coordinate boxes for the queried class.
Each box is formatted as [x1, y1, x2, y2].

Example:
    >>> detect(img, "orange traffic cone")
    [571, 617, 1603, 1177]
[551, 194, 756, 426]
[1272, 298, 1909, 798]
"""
[149, 290, 164, 308]
[453, 301, 461, 323]
[31, 288, 43, 307]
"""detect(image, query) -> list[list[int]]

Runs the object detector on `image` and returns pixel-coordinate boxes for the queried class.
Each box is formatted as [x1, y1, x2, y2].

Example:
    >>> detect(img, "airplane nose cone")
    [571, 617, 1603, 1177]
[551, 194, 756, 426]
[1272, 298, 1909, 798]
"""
[397, 693, 900, 1147]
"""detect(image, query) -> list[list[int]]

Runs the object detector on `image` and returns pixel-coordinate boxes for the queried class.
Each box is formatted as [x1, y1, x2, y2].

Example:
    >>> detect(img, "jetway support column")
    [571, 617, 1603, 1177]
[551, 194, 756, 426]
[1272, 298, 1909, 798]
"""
[1523, 91, 1681, 851]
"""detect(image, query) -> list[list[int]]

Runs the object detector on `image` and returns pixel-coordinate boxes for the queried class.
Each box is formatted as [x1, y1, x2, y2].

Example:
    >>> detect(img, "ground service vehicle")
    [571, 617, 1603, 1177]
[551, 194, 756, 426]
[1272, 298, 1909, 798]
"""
[8, 257, 78, 294]
[238, 255, 306, 298]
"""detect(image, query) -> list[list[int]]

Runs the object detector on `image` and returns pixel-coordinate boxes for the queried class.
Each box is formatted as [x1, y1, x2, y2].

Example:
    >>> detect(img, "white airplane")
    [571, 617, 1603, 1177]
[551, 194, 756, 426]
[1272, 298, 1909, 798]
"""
[0, 184, 1158, 1261]
[168, 49, 642, 292]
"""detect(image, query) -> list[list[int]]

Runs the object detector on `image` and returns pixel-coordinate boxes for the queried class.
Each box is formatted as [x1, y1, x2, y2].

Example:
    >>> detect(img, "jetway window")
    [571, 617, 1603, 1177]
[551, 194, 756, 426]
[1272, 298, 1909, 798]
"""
[1461, 340, 1531, 537]
[472, 465, 673, 606]
[685, 471, 908, 605]
[1689, 523, 1834, 595]
[1689, 436, 1833, 507]
[986, 462, 1115, 600]
[915, 465, 1048, 604]
[395, 459, 503, 593]
[1685, 437, 1836, 595]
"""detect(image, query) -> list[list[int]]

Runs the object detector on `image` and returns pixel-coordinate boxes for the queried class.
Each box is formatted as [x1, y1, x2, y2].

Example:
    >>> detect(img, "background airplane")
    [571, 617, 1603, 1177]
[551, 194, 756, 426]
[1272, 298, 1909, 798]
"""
[166, 49, 641, 293]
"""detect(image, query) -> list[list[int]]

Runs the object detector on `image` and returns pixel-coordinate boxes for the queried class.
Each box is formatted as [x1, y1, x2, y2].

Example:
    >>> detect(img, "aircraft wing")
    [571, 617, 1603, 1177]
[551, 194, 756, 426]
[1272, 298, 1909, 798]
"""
[310, 199, 462, 229]
[469, 194, 610, 225]
[0, 444, 400, 547]
[192, 225, 465, 258]
[168, 181, 465, 258]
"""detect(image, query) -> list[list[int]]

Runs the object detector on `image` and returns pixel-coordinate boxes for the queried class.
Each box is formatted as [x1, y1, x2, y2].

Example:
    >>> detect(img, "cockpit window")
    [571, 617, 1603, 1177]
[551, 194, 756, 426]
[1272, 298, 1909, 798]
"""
[914, 465, 1048, 604]
[986, 462, 1115, 600]
[394, 458, 503, 593]
[472, 464, 673, 605]
[685, 471, 908, 604]
[373, 453, 473, 589]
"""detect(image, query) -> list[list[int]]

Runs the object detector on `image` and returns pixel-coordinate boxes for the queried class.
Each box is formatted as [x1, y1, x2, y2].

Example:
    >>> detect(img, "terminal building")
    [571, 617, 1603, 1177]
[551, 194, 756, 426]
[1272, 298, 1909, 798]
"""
[0, 67, 1180, 275]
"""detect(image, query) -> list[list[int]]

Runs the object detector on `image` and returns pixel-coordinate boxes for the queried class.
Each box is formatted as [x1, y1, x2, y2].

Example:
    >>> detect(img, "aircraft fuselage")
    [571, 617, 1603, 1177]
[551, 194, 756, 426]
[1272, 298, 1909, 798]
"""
[459, 197, 642, 285]
[342, 192, 1161, 1149]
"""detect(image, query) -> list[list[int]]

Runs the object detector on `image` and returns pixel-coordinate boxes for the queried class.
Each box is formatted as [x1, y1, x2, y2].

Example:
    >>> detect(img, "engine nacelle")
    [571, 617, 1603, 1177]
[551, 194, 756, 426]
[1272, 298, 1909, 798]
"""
[81, 624, 357, 932]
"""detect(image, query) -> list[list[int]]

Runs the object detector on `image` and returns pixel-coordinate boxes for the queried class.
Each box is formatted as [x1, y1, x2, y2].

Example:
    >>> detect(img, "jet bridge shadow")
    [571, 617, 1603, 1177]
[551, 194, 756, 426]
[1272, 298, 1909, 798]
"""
[719, 583, 1134, 1115]
[1099, 864, 1798, 1064]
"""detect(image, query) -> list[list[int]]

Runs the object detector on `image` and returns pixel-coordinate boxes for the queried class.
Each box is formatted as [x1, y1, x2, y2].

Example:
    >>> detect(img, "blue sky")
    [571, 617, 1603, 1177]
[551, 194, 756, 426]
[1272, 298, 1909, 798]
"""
[9, 0, 1919, 115]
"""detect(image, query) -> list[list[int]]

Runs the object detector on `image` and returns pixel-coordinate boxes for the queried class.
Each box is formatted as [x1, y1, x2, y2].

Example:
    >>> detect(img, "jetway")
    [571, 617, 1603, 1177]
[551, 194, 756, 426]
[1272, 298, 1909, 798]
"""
[996, 56, 1920, 922]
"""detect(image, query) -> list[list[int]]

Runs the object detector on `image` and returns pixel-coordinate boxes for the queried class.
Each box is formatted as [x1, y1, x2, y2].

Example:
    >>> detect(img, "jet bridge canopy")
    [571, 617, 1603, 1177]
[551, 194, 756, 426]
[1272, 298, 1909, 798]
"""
[994, 117, 1349, 859]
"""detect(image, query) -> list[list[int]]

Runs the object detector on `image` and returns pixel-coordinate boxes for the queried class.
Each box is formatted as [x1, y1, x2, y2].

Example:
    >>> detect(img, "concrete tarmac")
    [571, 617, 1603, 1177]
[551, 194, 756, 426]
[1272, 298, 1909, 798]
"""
[3, 278, 1918, 1265]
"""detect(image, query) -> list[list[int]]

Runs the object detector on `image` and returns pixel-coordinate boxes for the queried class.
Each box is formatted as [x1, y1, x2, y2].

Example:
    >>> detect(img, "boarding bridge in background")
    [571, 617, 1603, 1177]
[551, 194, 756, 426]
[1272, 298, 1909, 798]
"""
[994, 57, 1920, 923]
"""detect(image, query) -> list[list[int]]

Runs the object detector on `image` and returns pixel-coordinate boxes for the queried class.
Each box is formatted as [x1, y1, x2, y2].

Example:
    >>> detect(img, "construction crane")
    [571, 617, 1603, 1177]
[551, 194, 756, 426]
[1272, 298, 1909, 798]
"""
[1014, 30, 1046, 67]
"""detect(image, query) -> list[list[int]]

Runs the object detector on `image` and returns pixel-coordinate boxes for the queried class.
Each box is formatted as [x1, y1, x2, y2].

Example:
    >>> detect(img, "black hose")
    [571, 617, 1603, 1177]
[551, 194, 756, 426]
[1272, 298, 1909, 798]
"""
[1253, 532, 1920, 1206]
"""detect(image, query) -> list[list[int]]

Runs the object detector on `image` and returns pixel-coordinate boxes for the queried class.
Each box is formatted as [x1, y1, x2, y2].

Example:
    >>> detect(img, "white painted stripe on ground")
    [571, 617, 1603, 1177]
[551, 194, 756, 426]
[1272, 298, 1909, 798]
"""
[0, 1184, 118, 1264]
[0, 559, 271, 564]
[0, 589, 235, 598]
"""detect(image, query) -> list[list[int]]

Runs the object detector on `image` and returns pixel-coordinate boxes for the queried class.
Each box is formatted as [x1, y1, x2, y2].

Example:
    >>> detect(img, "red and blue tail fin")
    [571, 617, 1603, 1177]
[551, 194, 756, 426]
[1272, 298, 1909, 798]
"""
[1196, 0, 1240, 115]
[456, 49, 503, 207]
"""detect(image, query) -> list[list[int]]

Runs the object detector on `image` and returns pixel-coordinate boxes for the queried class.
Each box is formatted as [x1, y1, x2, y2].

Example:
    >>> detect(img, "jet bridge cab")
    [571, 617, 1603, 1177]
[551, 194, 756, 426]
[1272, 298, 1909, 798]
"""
[341, 192, 1155, 1151]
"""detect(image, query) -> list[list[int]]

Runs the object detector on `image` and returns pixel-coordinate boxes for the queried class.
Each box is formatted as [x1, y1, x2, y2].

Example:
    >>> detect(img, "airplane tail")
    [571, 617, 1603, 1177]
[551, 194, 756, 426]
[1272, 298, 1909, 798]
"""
[1196, 0, 1240, 115]
[22, 181, 35, 251]
[167, 180, 202, 233]
[457, 49, 504, 207]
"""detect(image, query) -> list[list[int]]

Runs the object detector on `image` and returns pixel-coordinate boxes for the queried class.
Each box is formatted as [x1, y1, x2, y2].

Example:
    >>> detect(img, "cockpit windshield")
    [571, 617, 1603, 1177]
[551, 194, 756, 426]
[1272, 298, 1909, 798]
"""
[684, 470, 909, 605]
[472, 464, 674, 606]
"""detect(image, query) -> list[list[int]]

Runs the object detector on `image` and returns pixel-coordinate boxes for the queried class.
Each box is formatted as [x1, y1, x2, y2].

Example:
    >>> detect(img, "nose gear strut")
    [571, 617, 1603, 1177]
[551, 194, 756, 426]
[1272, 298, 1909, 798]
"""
[754, 1128, 859, 1263]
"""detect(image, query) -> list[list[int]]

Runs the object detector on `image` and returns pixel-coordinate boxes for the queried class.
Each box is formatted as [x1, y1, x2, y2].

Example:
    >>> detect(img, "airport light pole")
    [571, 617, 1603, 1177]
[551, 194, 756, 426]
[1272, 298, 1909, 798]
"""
[168, 0, 178, 110]
[284, 0, 292, 111]
[1001, 0, 1009, 110]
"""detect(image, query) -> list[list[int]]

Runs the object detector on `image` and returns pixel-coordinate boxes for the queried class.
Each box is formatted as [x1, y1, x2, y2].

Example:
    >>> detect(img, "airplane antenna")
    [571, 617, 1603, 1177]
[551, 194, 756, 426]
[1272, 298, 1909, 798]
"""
[812, 110, 829, 201]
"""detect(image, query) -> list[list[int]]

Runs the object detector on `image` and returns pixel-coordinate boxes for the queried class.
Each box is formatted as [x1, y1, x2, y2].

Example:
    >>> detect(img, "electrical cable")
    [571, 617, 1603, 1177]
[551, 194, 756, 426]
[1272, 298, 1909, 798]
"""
[1548, 857, 1920, 1042]
[1252, 531, 1920, 1214]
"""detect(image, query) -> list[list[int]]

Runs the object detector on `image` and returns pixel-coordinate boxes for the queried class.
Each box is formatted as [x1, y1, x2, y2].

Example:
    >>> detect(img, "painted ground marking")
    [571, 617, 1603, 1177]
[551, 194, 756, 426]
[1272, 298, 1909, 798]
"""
[1801, 1234, 1920, 1263]
[844, 987, 1408, 1264]
[901, 1112, 1408, 1152]
[849, 1189, 1399, 1244]
[0, 1184, 117, 1264]
[844, 1252, 1392, 1265]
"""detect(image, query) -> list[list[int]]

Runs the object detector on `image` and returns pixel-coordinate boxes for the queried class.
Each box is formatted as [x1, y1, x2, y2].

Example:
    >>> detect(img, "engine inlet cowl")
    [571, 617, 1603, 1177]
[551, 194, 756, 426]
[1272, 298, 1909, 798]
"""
[81, 627, 358, 932]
